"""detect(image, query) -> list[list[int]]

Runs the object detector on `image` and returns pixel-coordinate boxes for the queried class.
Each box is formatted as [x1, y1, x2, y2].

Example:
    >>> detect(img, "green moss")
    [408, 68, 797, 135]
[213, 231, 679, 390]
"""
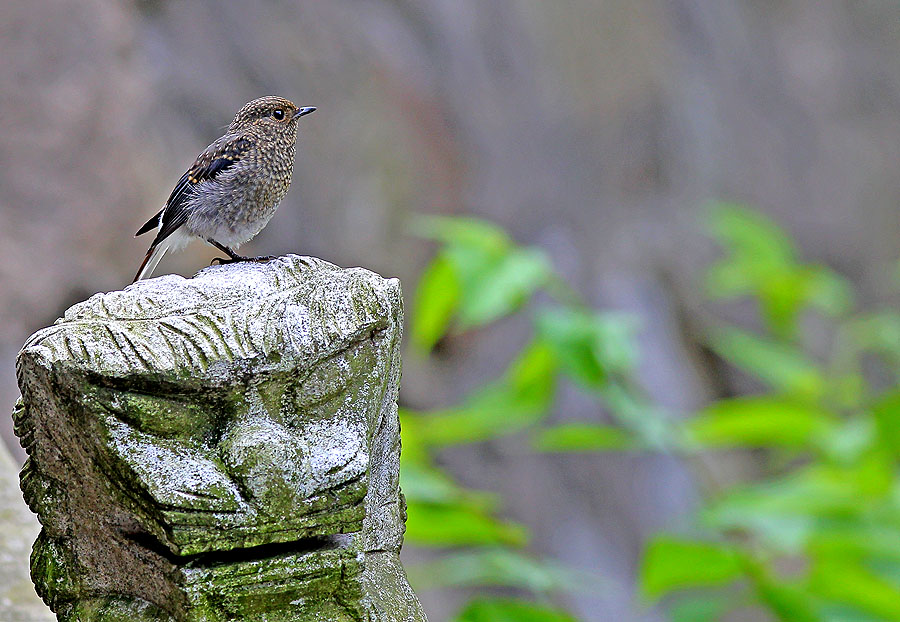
[58, 597, 173, 622]
[94, 388, 221, 440]
[16, 258, 424, 620]
[31, 532, 81, 611]
[182, 549, 365, 621]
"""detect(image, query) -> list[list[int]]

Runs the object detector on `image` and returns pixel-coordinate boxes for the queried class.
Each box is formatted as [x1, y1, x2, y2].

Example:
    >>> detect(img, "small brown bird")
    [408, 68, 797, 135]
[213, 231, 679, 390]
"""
[133, 96, 316, 282]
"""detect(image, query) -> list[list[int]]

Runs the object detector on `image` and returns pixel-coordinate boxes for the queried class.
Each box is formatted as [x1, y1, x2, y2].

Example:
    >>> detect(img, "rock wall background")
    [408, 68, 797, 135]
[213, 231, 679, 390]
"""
[2, 1, 899, 620]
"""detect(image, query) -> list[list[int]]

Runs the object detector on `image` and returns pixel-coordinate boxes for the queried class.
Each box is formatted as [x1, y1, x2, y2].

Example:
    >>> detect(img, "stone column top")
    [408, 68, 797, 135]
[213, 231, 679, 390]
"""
[14, 256, 425, 621]
[21, 255, 402, 380]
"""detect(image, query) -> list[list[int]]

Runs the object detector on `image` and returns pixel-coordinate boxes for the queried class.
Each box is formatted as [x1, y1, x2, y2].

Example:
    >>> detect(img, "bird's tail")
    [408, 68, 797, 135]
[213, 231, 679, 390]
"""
[132, 240, 172, 283]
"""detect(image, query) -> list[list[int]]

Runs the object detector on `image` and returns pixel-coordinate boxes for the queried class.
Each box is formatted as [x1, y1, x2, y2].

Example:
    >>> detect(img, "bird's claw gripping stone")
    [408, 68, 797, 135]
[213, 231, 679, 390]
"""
[211, 255, 277, 265]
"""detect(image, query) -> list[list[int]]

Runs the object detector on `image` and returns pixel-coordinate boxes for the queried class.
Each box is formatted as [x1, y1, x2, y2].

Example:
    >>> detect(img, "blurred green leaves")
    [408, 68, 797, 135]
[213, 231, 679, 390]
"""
[686, 397, 834, 448]
[705, 203, 852, 338]
[651, 203, 900, 621]
[404, 204, 900, 622]
[640, 538, 820, 621]
[454, 598, 578, 622]
[707, 325, 826, 400]
[640, 536, 745, 601]
[404, 214, 649, 620]
[404, 501, 528, 547]
[666, 595, 733, 622]
[409, 548, 599, 594]
[401, 340, 557, 448]
[535, 308, 638, 389]
[411, 216, 552, 350]
[809, 559, 900, 620]
[533, 423, 635, 452]
[412, 253, 461, 351]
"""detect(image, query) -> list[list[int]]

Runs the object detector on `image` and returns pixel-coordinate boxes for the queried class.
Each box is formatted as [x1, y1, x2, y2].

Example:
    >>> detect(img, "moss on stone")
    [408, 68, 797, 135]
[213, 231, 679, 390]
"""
[15, 256, 425, 621]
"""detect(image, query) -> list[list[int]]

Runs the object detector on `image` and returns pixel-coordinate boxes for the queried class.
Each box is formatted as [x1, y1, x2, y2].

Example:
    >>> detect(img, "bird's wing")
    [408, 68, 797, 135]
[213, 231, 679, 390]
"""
[135, 135, 255, 242]
[135, 207, 165, 236]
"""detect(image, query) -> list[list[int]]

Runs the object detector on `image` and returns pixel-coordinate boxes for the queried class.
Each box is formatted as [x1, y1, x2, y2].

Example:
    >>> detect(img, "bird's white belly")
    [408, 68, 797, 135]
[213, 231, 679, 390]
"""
[213, 213, 275, 247]
[183, 184, 280, 247]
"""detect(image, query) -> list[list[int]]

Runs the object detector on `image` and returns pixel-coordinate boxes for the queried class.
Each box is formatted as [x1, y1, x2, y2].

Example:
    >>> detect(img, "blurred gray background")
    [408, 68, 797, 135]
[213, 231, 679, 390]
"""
[2, 1, 899, 620]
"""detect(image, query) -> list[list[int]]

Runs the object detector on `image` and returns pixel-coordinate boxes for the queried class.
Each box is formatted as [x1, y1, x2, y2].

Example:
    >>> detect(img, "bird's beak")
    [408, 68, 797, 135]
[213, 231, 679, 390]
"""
[294, 107, 316, 119]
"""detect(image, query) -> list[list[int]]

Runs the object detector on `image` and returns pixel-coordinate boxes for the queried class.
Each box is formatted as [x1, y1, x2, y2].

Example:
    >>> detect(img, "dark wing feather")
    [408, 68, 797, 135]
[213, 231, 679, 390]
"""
[135, 208, 164, 236]
[135, 136, 254, 243]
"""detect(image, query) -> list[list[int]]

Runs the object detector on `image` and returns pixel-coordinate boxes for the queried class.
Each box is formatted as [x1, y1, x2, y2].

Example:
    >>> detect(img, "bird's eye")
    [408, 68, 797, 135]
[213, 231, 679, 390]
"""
[272, 109, 285, 120]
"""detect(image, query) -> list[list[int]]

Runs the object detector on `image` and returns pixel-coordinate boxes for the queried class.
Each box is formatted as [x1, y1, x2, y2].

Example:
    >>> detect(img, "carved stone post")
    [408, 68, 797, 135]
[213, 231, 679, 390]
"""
[13, 256, 426, 621]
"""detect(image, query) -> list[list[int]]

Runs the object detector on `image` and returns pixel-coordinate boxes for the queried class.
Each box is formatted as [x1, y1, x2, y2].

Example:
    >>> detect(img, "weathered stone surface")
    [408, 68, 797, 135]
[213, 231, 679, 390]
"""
[14, 256, 426, 621]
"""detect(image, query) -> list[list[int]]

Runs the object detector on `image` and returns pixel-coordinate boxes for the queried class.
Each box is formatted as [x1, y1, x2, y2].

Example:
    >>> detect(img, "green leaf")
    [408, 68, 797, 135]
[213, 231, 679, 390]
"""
[454, 598, 578, 622]
[507, 338, 559, 411]
[743, 561, 819, 622]
[411, 252, 461, 351]
[707, 325, 825, 399]
[412, 215, 512, 254]
[706, 261, 755, 299]
[873, 390, 900, 457]
[758, 271, 815, 338]
[701, 461, 896, 554]
[805, 267, 854, 317]
[533, 424, 635, 452]
[598, 383, 678, 449]
[640, 536, 745, 600]
[668, 594, 734, 622]
[816, 417, 876, 464]
[408, 548, 600, 594]
[535, 308, 638, 389]
[454, 247, 551, 330]
[412, 216, 551, 330]
[808, 523, 900, 563]
[756, 267, 853, 336]
[399, 460, 498, 510]
[704, 203, 853, 336]
[818, 603, 890, 622]
[810, 559, 900, 620]
[706, 203, 796, 269]
[410, 388, 543, 446]
[845, 450, 894, 497]
[406, 340, 557, 446]
[398, 410, 429, 465]
[686, 397, 833, 448]
[404, 501, 528, 547]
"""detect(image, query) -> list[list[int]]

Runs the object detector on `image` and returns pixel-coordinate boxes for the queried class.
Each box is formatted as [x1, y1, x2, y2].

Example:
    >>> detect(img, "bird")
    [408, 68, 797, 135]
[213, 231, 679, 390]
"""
[132, 96, 316, 283]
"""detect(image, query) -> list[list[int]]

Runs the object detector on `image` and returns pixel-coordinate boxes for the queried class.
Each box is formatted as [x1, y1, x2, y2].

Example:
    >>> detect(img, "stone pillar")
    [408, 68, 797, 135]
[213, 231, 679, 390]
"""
[13, 256, 426, 622]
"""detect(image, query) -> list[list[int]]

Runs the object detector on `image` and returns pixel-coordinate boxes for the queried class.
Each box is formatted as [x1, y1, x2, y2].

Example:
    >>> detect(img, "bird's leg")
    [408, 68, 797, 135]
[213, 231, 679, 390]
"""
[207, 239, 277, 264]
[207, 239, 248, 264]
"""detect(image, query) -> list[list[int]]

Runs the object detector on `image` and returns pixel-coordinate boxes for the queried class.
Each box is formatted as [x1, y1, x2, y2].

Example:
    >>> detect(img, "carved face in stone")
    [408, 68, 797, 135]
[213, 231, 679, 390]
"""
[28, 260, 395, 556]
[16, 257, 418, 620]
[78, 334, 376, 554]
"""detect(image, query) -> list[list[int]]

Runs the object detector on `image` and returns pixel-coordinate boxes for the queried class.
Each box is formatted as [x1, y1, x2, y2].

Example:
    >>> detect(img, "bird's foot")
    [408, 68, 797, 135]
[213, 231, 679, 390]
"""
[210, 254, 277, 265]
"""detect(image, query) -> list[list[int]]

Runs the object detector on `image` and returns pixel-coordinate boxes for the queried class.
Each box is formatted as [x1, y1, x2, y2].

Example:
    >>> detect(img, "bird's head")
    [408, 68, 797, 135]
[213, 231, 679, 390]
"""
[229, 96, 316, 133]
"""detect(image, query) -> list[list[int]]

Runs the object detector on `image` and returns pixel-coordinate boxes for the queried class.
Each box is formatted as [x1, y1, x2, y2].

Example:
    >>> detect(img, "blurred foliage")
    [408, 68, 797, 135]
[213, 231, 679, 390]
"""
[455, 597, 579, 622]
[403, 204, 900, 621]
[403, 215, 633, 619]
